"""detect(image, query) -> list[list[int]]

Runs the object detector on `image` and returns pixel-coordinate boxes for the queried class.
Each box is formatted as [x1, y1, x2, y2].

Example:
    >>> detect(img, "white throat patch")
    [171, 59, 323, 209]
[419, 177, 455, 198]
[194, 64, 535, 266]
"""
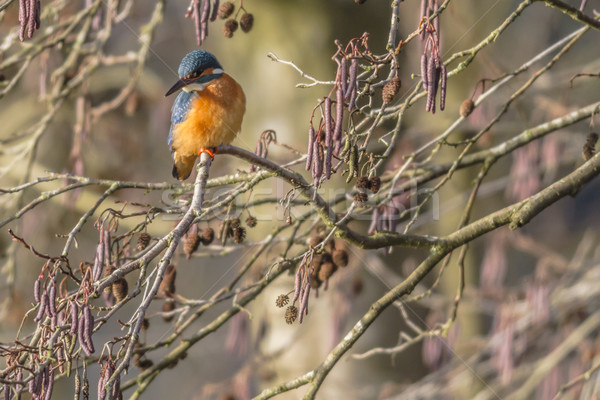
[182, 68, 225, 92]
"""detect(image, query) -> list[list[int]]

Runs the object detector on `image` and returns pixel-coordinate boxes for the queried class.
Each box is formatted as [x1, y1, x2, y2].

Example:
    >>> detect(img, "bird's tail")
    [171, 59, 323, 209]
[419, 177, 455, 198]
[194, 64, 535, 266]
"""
[172, 152, 196, 180]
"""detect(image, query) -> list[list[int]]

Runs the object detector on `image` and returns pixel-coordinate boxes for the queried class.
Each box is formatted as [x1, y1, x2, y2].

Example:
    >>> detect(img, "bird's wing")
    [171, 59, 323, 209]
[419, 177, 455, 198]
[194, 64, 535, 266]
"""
[168, 91, 197, 149]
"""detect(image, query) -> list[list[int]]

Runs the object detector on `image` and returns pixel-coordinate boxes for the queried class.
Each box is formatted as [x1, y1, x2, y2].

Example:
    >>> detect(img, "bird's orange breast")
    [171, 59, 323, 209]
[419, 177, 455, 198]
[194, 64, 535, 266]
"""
[171, 73, 246, 156]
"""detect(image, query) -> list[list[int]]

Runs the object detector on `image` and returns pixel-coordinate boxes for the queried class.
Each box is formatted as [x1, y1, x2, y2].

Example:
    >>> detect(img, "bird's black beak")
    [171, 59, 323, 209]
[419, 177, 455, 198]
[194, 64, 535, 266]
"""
[165, 79, 187, 97]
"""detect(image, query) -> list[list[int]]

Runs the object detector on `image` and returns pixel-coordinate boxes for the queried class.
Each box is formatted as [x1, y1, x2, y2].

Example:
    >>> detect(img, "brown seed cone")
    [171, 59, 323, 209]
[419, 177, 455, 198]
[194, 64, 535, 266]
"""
[240, 13, 254, 32]
[332, 249, 349, 267]
[459, 99, 475, 118]
[134, 357, 154, 370]
[217, 1, 234, 19]
[245, 215, 257, 228]
[382, 77, 401, 104]
[223, 19, 238, 38]
[310, 277, 322, 289]
[162, 301, 175, 322]
[285, 305, 298, 324]
[112, 278, 128, 302]
[324, 239, 335, 253]
[309, 254, 323, 273]
[102, 265, 116, 294]
[200, 227, 215, 245]
[230, 218, 241, 229]
[183, 233, 201, 259]
[369, 176, 381, 193]
[233, 227, 246, 244]
[142, 318, 150, 330]
[318, 262, 337, 282]
[275, 294, 289, 308]
[137, 233, 151, 251]
[158, 265, 176, 297]
[356, 176, 371, 191]
[353, 192, 368, 207]
[308, 235, 324, 249]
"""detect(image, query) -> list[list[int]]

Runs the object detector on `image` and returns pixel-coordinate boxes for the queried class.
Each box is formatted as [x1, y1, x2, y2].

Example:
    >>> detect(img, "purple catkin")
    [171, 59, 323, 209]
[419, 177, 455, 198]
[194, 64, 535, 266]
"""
[425, 55, 436, 112]
[34, 294, 48, 322]
[43, 369, 53, 400]
[324, 98, 333, 179]
[47, 284, 56, 317]
[387, 206, 395, 232]
[103, 230, 111, 266]
[324, 97, 333, 149]
[345, 58, 358, 101]
[77, 319, 92, 356]
[420, 53, 429, 92]
[30, 368, 43, 396]
[83, 305, 95, 354]
[439, 64, 447, 111]
[18, 0, 27, 41]
[298, 283, 311, 323]
[111, 370, 121, 400]
[70, 302, 79, 335]
[27, 0, 35, 38]
[191, 0, 200, 45]
[368, 206, 381, 235]
[210, 0, 219, 21]
[200, 0, 210, 43]
[431, 64, 441, 114]
[339, 57, 348, 97]
[18, 0, 25, 23]
[334, 85, 344, 156]
[33, 278, 41, 303]
[291, 268, 303, 305]
[92, 239, 105, 282]
[312, 142, 323, 181]
[420, 0, 428, 40]
[433, 0, 440, 45]
[97, 365, 107, 400]
[15, 368, 23, 396]
[348, 84, 358, 112]
[306, 125, 315, 171]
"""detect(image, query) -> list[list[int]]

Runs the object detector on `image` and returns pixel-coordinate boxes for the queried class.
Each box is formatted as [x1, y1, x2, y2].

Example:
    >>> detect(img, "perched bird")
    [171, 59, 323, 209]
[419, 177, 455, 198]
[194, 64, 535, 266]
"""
[165, 50, 246, 180]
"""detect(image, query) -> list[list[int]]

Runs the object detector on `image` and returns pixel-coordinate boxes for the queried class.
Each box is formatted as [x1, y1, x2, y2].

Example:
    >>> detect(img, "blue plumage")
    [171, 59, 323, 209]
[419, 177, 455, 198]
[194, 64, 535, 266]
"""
[168, 90, 196, 148]
[177, 50, 222, 78]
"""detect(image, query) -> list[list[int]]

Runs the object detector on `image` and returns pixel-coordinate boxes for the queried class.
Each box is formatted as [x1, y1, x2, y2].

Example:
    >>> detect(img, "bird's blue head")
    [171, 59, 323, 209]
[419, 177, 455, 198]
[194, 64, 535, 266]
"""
[165, 50, 224, 97]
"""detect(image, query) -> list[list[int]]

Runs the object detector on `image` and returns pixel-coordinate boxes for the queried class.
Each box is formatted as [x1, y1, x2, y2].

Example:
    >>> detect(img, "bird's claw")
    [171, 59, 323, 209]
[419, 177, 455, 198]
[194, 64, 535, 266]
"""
[197, 148, 216, 159]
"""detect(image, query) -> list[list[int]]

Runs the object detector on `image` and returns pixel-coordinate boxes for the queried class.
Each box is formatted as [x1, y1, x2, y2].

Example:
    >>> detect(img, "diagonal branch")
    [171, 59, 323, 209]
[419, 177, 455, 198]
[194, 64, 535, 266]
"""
[256, 151, 600, 400]
[538, 0, 600, 30]
[107, 152, 212, 387]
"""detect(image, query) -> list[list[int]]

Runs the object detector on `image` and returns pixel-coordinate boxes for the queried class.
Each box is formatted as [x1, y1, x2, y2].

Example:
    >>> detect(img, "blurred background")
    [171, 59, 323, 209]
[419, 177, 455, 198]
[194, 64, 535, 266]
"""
[1, 0, 600, 399]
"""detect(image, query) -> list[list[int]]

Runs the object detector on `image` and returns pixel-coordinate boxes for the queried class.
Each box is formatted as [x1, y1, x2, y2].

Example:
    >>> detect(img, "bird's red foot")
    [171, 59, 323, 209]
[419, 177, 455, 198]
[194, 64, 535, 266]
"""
[197, 147, 217, 159]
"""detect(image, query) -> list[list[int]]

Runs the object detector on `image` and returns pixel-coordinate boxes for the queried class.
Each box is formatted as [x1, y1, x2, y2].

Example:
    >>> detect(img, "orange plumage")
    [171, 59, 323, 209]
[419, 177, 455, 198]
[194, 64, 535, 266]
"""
[170, 74, 245, 179]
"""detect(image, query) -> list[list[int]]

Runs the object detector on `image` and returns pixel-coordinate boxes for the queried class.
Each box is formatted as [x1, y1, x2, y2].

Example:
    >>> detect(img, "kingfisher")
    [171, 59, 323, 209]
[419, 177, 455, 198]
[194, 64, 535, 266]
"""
[165, 50, 246, 180]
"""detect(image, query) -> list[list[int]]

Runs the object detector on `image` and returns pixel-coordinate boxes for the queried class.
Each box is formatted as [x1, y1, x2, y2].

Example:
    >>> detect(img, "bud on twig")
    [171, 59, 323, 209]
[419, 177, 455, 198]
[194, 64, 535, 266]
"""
[459, 99, 474, 117]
